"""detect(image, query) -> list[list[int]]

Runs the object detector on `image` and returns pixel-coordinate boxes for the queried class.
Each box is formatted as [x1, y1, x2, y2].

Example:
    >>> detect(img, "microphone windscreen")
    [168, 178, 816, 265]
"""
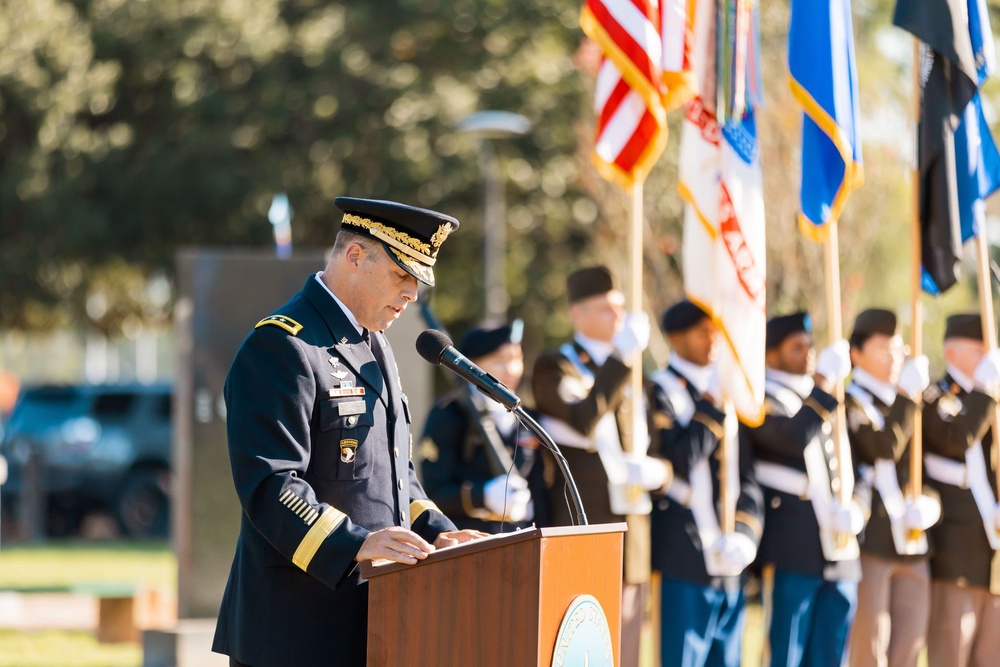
[415, 329, 453, 365]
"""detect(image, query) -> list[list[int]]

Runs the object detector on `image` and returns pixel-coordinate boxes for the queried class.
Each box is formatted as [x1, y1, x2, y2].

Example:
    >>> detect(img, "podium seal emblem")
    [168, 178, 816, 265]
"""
[550, 595, 613, 667]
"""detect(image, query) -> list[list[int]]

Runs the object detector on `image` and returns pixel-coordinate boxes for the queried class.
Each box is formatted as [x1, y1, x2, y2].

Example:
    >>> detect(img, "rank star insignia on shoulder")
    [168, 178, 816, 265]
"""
[255, 314, 304, 336]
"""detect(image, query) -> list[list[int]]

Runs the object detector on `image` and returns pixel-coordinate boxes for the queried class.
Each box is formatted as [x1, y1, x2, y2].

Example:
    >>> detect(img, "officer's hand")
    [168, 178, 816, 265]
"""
[897, 356, 930, 400]
[903, 493, 941, 531]
[815, 339, 851, 386]
[706, 532, 757, 577]
[355, 527, 434, 565]
[974, 350, 1000, 398]
[993, 504, 1000, 533]
[434, 529, 488, 549]
[612, 312, 650, 358]
[830, 500, 865, 536]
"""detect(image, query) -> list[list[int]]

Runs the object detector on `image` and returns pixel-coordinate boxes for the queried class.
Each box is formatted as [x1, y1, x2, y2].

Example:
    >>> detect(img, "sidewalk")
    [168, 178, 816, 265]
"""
[0, 592, 97, 631]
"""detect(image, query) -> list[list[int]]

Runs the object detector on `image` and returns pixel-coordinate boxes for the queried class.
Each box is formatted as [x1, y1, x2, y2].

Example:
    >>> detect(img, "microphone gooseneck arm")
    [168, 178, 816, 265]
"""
[511, 407, 588, 527]
[415, 328, 588, 526]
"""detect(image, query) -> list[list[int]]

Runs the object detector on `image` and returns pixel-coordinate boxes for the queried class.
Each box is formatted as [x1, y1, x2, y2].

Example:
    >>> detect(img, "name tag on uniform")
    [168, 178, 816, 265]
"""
[329, 386, 365, 398]
[337, 400, 367, 416]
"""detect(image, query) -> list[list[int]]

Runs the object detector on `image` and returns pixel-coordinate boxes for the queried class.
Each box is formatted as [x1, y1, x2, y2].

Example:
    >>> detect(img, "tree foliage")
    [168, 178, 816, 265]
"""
[0, 0, 996, 355]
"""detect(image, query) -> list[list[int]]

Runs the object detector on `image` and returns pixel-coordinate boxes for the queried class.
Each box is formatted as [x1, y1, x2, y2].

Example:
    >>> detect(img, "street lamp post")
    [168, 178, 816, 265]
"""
[456, 111, 531, 324]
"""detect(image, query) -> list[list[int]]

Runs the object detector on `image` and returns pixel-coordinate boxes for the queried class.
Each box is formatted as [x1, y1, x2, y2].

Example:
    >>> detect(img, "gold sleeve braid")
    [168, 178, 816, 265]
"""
[292, 506, 347, 571]
[409, 498, 443, 523]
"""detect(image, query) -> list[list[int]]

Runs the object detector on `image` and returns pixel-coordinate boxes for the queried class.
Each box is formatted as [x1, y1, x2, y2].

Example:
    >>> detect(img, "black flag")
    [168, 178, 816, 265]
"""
[893, 0, 979, 293]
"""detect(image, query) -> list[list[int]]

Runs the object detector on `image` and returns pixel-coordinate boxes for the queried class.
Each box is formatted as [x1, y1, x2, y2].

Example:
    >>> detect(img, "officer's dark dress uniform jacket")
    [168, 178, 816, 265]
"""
[746, 379, 870, 580]
[923, 375, 998, 589]
[532, 340, 650, 582]
[212, 276, 456, 667]
[845, 382, 923, 561]
[419, 392, 550, 532]
[647, 366, 764, 592]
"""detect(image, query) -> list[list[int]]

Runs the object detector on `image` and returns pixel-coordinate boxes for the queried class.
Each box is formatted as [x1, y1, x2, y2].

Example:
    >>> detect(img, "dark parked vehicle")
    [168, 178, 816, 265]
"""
[0, 383, 172, 538]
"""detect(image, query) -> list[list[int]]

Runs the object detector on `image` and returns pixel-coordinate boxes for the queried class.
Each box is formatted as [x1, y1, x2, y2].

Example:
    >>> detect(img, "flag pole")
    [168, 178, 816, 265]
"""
[908, 38, 924, 508]
[973, 232, 1000, 495]
[720, 397, 736, 534]
[824, 222, 850, 512]
[628, 183, 644, 460]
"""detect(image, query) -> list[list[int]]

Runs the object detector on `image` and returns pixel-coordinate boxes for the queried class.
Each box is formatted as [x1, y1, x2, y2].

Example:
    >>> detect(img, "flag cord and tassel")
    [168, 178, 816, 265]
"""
[907, 38, 925, 542]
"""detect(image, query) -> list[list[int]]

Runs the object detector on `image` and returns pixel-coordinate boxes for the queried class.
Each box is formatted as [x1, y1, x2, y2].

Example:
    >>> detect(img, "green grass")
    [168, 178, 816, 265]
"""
[0, 540, 174, 590]
[0, 631, 141, 667]
[0, 540, 174, 667]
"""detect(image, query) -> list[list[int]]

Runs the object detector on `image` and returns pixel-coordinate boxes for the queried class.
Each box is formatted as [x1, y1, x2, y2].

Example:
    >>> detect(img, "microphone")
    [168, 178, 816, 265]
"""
[415, 330, 521, 410]
[416, 329, 588, 525]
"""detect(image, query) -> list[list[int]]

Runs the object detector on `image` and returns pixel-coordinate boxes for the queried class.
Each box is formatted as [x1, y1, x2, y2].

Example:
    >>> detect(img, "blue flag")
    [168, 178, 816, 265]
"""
[789, 0, 864, 241]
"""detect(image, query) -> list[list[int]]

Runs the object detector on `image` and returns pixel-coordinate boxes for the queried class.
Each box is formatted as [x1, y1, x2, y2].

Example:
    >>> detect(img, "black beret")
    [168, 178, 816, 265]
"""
[850, 308, 898, 349]
[661, 300, 710, 334]
[766, 312, 812, 350]
[333, 197, 460, 287]
[944, 313, 983, 341]
[567, 266, 618, 303]
[458, 320, 524, 359]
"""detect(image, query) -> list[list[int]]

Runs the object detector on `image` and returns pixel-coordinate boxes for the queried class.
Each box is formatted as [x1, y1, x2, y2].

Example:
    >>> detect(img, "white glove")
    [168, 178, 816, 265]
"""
[816, 339, 852, 383]
[613, 312, 650, 358]
[483, 474, 532, 522]
[903, 494, 941, 531]
[625, 456, 671, 491]
[830, 500, 865, 535]
[897, 355, 930, 400]
[707, 532, 757, 577]
[974, 350, 1000, 398]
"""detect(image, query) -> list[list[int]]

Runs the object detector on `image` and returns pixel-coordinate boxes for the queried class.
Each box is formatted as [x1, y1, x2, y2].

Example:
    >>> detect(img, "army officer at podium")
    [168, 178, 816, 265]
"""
[213, 198, 485, 667]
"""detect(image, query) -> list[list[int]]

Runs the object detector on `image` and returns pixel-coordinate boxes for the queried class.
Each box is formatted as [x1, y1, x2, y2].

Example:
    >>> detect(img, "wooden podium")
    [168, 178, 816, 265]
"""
[361, 523, 626, 667]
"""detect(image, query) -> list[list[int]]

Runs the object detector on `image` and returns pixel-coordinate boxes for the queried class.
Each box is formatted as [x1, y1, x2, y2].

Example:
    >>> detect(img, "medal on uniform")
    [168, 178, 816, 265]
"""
[329, 385, 365, 398]
[331, 369, 348, 379]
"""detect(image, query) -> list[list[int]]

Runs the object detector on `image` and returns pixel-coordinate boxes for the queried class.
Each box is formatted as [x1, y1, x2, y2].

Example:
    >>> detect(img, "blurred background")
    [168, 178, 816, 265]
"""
[0, 0, 998, 665]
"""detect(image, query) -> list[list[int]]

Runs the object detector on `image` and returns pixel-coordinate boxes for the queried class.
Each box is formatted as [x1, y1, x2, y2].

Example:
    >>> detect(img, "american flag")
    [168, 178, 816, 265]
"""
[581, 0, 693, 187]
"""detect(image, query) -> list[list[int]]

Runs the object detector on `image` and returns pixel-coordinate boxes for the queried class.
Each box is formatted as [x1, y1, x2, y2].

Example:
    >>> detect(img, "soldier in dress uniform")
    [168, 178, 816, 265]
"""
[844, 308, 939, 667]
[647, 300, 764, 667]
[922, 314, 1000, 667]
[743, 312, 868, 667]
[419, 321, 550, 532]
[212, 198, 485, 667]
[531, 266, 671, 667]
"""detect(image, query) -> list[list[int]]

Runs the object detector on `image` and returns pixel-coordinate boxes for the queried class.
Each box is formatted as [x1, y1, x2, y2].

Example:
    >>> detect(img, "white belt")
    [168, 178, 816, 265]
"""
[666, 478, 692, 506]
[755, 461, 809, 498]
[538, 416, 595, 451]
[924, 453, 968, 488]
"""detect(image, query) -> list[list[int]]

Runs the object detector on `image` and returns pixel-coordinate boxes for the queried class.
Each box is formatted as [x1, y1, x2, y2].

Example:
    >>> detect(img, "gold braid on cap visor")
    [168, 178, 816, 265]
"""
[341, 213, 436, 266]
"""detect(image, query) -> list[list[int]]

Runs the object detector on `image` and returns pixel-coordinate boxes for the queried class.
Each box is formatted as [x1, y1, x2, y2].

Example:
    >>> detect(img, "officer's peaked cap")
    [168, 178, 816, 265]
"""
[334, 197, 459, 287]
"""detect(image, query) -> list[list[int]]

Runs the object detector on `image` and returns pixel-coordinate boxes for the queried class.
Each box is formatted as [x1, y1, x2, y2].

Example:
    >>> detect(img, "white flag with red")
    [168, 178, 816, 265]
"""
[680, 0, 766, 426]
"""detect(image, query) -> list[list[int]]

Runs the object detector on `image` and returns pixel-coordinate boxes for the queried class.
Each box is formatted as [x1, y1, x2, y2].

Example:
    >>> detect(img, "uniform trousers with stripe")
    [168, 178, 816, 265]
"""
[660, 576, 745, 667]
[765, 569, 857, 667]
